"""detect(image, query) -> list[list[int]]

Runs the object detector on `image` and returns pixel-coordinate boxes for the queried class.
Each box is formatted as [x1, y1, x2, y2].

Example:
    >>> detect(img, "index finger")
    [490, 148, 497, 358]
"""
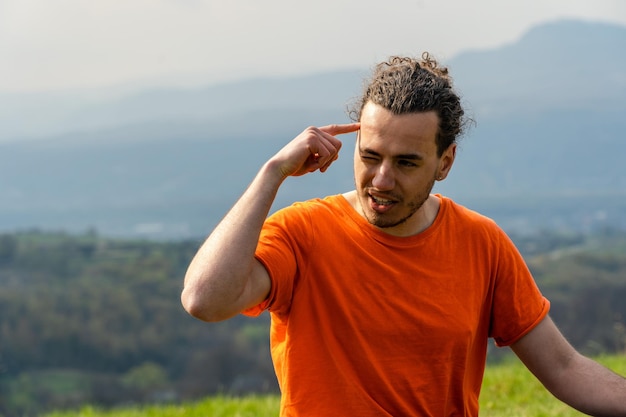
[319, 123, 361, 136]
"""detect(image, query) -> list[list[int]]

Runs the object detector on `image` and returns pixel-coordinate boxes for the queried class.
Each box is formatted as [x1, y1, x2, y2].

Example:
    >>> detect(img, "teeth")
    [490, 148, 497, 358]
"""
[372, 196, 393, 205]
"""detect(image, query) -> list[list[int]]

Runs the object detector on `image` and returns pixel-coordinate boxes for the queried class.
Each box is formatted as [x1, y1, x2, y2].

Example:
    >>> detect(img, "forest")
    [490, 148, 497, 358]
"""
[0, 227, 625, 416]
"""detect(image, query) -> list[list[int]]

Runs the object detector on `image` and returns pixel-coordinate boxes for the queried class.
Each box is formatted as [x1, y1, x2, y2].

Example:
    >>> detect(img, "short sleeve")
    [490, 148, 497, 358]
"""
[241, 203, 311, 318]
[489, 229, 550, 346]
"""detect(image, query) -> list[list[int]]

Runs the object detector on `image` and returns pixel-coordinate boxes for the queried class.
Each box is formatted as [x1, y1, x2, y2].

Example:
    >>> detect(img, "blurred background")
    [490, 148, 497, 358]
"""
[1, 1, 625, 415]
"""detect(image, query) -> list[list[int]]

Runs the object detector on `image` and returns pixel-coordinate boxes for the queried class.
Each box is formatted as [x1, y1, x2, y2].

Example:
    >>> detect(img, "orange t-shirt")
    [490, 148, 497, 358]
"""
[245, 194, 549, 416]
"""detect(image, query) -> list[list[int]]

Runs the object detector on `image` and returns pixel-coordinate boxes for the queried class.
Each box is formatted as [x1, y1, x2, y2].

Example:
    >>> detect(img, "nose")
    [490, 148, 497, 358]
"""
[371, 162, 395, 190]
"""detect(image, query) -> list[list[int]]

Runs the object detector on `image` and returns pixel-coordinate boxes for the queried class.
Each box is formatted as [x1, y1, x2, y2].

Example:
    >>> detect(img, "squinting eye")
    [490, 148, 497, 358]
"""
[398, 160, 417, 167]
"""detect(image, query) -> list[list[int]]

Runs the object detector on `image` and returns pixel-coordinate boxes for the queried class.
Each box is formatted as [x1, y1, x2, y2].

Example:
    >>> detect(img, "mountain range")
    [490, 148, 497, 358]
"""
[1, 19, 625, 239]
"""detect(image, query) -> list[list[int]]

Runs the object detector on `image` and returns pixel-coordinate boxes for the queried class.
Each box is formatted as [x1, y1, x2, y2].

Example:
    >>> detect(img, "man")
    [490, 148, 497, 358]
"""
[182, 53, 626, 416]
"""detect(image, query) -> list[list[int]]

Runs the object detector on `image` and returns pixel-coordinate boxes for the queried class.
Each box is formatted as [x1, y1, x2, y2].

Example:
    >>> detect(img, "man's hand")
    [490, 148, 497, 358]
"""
[271, 123, 360, 178]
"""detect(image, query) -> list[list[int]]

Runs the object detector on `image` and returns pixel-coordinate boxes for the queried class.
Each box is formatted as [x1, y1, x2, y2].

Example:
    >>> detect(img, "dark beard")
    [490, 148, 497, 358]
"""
[363, 177, 435, 229]
[366, 194, 429, 229]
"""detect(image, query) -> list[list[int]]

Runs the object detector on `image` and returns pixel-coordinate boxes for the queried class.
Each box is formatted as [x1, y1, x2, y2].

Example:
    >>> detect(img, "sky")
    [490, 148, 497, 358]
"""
[1, 0, 626, 93]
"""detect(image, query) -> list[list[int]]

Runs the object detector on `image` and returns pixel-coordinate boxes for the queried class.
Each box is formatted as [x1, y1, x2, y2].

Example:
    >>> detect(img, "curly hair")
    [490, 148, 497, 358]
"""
[348, 52, 470, 156]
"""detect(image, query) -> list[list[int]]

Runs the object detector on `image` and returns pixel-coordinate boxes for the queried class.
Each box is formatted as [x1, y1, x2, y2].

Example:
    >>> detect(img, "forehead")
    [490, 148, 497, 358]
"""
[359, 102, 439, 154]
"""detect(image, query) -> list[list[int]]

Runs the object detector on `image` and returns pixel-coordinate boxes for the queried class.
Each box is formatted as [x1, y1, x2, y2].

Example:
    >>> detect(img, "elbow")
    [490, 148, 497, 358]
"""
[180, 288, 204, 320]
[180, 285, 236, 323]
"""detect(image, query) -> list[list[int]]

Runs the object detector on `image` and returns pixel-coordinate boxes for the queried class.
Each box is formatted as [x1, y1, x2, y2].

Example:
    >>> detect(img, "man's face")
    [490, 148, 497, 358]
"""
[353, 102, 455, 236]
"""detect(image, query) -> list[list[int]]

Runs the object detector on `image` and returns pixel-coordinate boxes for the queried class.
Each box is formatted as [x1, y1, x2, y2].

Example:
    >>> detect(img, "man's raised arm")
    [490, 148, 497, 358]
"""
[181, 123, 360, 322]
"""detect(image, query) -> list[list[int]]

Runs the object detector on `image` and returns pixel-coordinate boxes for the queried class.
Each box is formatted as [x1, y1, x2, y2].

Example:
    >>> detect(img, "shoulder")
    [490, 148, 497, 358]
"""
[272, 194, 346, 218]
[438, 195, 512, 246]
[266, 195, 347, 230]
[439, 195, 499, 229]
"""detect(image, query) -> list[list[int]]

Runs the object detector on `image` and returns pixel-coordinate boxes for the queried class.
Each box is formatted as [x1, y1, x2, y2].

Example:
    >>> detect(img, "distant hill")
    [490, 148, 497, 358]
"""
[442, 19, 626, 198]
[1, 19, 625, 239]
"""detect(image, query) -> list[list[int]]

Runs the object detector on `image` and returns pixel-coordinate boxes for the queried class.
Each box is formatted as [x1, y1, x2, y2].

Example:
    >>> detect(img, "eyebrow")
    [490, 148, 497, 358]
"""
[358, 143, 425, 161]
[356, 133, 425, 161]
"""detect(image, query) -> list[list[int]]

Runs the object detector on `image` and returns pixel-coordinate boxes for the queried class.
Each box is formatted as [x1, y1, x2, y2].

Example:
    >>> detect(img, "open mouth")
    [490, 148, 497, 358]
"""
[369, 193, 397, 213]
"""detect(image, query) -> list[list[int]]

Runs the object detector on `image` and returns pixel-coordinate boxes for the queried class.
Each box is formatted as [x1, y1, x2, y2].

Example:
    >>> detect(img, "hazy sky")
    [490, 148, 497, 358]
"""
[2, 0, 625, 93]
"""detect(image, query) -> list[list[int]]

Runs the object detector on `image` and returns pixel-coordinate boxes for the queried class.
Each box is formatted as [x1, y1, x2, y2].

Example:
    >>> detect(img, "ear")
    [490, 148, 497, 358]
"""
[436, 143, 456, 181]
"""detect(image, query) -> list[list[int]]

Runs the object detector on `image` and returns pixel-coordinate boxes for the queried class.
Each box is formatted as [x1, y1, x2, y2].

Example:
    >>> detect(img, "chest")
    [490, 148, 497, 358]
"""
[290, 237, 494, 350]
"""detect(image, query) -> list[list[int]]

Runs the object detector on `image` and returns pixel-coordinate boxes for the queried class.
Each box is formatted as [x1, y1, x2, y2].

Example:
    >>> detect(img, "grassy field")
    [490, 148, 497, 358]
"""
[44, 355, 625, 417]
[480, 355, 626, 416]
[42, 396, 280, 417]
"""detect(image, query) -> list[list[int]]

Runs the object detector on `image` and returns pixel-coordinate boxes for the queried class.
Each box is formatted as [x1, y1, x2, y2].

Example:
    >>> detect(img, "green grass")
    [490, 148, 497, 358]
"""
[43, 395, 281, 417]
[43, 355, 626, 417]
[480, 355, 626, 416]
